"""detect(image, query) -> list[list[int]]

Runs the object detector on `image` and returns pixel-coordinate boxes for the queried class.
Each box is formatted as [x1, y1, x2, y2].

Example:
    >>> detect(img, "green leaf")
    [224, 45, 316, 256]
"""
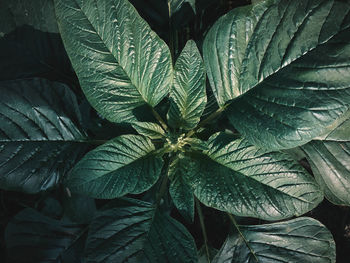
[213, 217, 335, 263]
[169, 154, 195, 222]
[0, 26, 74, 83]
[203, 0, 350, 150]
[302, 113, 350, 205]
[132, 121, 165, 139]
[85, 198, 198, 262]
[0, 0, 59, 34]
[5, 208, 83, 263]
[54, 0, 173, 123]
[63, 193, 96, 224]
[66, 135, 164, 199]
[0, 78, 89, 193]
[185, 132, 323, 220]
[168, 40, 207, 130]
[168, 0, 196, 16]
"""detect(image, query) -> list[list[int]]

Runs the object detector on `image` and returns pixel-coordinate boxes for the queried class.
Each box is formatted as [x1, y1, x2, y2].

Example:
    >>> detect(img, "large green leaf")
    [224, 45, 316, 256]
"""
[302, 112, 350, 205]
[203, 0, 350, 149]
[85, 198, 198, 262]
[168, 40, 207, 131]
[5, 208, 83, 263]
[66, 135, 164, 199]
[0, 78, 89, 193]
[54, 0, 173, 123]
[185, 133, 322, 220]
[169, 154, 195, 222]
[213, 217, 335, 263]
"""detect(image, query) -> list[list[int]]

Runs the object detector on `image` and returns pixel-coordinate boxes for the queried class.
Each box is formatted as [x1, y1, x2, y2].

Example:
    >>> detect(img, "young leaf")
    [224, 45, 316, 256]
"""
[168, 40, 207, 130]
[185, 133, 323, 220]
[85, 198, 198, 262]
[5, 208, 83, 263]
[132, 121, 165, 139]
[0, 78, 89, 193]
[169, 154, 195, 222]
[203, 0, 350, 150]
[54, 0, 173, 123]
[66, 135, 164, 199]
[213, 217, 335, 263]
[302, 113, 350, 205]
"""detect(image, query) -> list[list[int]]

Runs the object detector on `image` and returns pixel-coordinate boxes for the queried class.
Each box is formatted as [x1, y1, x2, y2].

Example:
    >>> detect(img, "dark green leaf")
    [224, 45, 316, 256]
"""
[0, 0, 59, 34]
[85, 198, 198, 262]
[5, 208, 83, 263]
[66, 135, 164, 199]
[168, 0, 196, 16]
[185, 133, 323, 220]
[55, 0, 173, 123]
[302, 112, 350, 205]
[169, 154, 195, 222]
[0, 26, 74, 84]
[213, 217, 335, 263]
[132, 121, 165, 139]
[63, 193, 96, 224]
[0, 78, 89, 193]
[203, 0, 350, 149]
[168, 40, 207, 130]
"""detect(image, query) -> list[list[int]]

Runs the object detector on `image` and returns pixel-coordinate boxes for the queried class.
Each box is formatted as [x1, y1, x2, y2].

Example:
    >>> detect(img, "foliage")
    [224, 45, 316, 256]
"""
[1, 0, 349, 262]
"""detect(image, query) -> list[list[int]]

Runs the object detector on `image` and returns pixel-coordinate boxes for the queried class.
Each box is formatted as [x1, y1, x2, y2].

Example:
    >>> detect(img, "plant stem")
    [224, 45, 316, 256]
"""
[196, 198, 210, 263]
[151, 107, 168, 131]
[227, 213, 259, 262]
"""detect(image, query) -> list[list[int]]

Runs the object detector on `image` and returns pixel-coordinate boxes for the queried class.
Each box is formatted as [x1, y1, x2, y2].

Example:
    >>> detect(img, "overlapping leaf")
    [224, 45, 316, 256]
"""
[185, 133, 323, 220]
[203, 0, 350, 149]
[213, 217, 335, 263]
[132, 122, 165, 139]
[66, 135, 164, 199]
[302, 111, 350, 205]
[0, 78, 89, 193]
[54, 0, 173, 123]
[168, 40, 207, 130]
[169, 154, 195, 222]
[85, 198, 198, 262]
[5, 208, 83, 263]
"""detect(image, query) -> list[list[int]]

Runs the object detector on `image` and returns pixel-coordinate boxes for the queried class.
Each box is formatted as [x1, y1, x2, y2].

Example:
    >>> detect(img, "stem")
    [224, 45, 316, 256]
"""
[196, 198, 210, 263]
[227, 213, 259, 262]
[151, 107, 168, 131]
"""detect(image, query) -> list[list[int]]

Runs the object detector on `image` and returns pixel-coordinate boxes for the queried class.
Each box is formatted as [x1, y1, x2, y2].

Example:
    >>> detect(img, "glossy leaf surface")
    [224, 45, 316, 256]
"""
[55, 0, 173, 123]
[5, 208, 82, 263]
[168, 40, 207, 130]
[186, 133, 323, 220]
[66, 135, 163, 199]
[213, 217, 335, 263]
[203, 0, 350, 149]
[303, 113, 350, 205]
[0, 78, 88, 193]
[86, 198, 198, 262]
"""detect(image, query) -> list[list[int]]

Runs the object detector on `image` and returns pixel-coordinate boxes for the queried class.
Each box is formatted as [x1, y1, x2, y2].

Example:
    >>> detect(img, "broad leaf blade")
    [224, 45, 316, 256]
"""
[168, 40, 207, 130]
[132, 121, 165, 139]
[169, 154, 195, 222]
[186, 133, 323, 220]
[203, 0, 350, 149]
[0, 78, 89, 193]
[55, 0, 173, 123]
[5, 208, 82, 263]
[213, 217, 335, 263]
[86, 198, 198, 262]
[302, 113, 350, 205]
[66, 135, 164, 199]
